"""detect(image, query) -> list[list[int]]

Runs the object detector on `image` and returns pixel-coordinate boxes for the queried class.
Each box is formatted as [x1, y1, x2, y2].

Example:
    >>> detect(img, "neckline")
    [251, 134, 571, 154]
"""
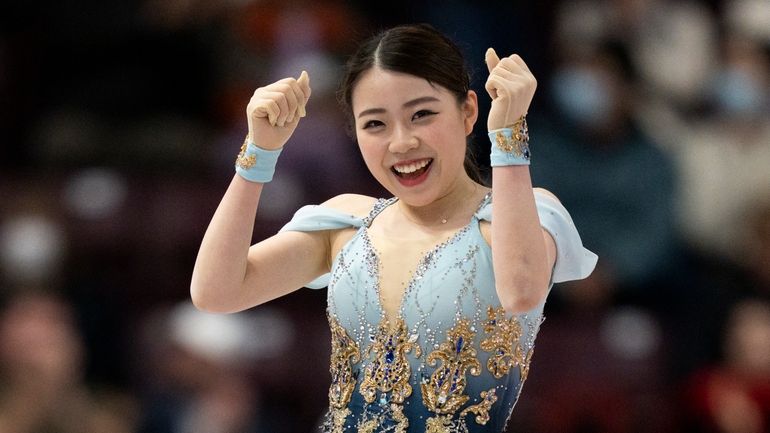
[362, 191, 491, 228]
[360, 191, 491, 322]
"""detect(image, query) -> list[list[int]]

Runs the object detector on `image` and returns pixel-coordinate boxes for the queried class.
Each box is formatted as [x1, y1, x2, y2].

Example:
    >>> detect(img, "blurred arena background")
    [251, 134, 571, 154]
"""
[1, 0, 769, 432]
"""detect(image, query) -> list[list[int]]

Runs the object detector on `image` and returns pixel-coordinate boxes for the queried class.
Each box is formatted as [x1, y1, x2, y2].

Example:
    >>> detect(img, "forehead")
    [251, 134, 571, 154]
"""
[351, 67, 448, 113]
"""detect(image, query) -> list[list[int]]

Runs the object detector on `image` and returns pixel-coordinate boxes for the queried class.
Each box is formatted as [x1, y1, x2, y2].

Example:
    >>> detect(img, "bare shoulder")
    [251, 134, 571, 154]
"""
[321, 193, 378, 219]
[533, 187, 561, 203]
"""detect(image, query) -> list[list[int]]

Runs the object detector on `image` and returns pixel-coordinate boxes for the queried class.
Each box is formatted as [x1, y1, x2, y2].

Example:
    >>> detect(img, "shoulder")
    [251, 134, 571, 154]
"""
[320, 193, 379, 219]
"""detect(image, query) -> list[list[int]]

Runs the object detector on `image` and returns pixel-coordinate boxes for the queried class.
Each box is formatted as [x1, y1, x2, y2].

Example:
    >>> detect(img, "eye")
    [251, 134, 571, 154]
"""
[362, 119, 384, 130]
[412, 110, 437, 121]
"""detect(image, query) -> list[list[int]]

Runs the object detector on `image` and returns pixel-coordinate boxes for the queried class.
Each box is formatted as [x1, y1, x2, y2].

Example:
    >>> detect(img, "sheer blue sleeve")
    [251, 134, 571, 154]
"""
[475, 190, 598, 283]
[278, 205, 364, 289]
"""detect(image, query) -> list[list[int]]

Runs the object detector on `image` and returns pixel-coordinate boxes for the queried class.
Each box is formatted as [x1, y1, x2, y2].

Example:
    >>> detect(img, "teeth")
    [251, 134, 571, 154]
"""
[393, 159, 430, 174]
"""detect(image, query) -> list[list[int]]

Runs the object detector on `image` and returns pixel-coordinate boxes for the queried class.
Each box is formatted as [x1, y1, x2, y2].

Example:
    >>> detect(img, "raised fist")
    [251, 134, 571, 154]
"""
[246, 71, 311, 150]
[484, 49, 537, 131]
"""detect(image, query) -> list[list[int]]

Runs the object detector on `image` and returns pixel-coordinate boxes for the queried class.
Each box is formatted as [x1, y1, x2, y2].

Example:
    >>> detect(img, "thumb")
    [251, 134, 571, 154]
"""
[297, 70, 310, 117]
[485, 48, 500, 73]
[297, 70, 309, 88]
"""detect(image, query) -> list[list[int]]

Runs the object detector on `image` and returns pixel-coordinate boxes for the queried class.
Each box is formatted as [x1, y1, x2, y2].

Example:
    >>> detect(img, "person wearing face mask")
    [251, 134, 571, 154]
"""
[669, 33, 770, 266]
[191, 23, 596, 432]
[529, 41, 677, 299]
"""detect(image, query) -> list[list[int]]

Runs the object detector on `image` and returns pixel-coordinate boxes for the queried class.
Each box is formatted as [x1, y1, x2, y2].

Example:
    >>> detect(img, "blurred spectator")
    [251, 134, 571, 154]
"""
[509, 271, 674, 433]
[684, 298, 770, 433]
[530, 38, 677, 296]
[0, 291, 138, 433]
[553, 0, 718, 110]
[745, 198, 770, 296]
[648, 31, 770, 265]
[136, 302, 296, 433]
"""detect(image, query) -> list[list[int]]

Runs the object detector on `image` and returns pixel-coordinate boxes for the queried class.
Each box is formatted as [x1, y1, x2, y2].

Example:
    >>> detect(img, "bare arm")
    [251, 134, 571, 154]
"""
[191, 72, 321, 313]
[190, 175, 329, 313]
[484, 50, 556, 313]
[490, 174, 557, 313]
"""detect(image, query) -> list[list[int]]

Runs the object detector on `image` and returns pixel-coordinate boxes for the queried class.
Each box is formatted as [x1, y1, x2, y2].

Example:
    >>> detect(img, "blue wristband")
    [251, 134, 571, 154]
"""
[235, 137, 283, 183]
[488, 118, 530, 167]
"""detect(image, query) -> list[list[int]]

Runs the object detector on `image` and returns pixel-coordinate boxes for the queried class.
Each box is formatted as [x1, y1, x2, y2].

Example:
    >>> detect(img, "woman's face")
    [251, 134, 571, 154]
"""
[351, 67, 477, 206]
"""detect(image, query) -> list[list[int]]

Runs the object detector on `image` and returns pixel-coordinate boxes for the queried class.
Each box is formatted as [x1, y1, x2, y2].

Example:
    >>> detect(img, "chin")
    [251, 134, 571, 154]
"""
[388, 184, 442, 207]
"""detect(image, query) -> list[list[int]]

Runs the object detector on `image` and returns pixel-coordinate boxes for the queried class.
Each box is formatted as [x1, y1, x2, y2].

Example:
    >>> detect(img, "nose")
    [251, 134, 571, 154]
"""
[388, 125, 419, 154]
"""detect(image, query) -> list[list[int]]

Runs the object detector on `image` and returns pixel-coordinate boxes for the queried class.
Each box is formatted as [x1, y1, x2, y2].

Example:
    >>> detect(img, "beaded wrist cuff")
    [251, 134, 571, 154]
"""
[488, 117, 530, 167]
[235, 135, 283, 183]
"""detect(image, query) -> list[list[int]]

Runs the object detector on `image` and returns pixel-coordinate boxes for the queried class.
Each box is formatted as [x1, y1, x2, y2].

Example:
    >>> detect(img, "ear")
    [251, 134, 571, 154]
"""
[462, 90, 479, 135]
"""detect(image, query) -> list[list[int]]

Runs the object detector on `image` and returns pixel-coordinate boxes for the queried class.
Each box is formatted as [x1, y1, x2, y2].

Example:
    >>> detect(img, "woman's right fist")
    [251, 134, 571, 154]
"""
[246, 71, 311, 150]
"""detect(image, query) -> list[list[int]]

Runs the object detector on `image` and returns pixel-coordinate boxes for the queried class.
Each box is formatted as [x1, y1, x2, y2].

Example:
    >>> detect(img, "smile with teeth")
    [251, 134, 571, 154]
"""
[391, 158, 433, 178]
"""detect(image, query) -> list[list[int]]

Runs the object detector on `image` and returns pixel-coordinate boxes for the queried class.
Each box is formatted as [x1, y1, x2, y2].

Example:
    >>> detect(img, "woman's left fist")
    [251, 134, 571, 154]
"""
[484, 48, 537, 130]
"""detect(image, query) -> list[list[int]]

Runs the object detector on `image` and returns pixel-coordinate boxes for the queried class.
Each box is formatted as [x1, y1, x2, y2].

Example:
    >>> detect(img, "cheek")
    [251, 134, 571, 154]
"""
[433, 123, 467, 166]
[357, 140, 387, 176]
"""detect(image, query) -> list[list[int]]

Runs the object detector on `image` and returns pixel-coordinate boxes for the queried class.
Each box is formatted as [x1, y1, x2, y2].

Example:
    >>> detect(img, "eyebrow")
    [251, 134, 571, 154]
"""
[356, 96, 441, 119]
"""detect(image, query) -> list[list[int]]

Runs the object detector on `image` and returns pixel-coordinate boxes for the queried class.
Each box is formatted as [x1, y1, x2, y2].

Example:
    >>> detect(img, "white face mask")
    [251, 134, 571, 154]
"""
[551, 66, 614, 128]
[712, 66, 768, 116]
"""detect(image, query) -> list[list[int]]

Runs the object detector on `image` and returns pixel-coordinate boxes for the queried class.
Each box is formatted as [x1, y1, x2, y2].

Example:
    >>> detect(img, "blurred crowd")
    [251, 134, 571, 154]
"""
[1, 0, 769, 432]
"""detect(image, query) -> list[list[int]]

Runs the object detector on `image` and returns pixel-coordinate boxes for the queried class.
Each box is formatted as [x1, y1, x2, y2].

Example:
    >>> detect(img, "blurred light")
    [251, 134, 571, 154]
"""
[63, 168, 127, 219]
[726, 0, 770, 41]
[601, 306, 661, 361]
[169, 302, 293, 365]
[0, 214, 65, 284]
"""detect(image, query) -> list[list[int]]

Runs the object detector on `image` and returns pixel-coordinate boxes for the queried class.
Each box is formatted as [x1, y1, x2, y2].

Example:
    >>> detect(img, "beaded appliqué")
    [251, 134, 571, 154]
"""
[422, 388, 499, 433]
[327, 316, 361, 432]
[459, 388, 498, 425]
[235, 136, 257, 169]
[494, 117, 530, 159]
[425, 415, 455, 433]
[360, 318, 421, 404]
[422, 318, 480, 414]
[480, 306, 532, 381]
[354, 403, 409, 433]
[423, 387, 498, 433]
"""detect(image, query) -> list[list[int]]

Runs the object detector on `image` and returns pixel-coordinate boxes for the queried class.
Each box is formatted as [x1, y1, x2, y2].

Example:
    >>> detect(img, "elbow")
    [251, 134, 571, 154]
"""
[498, 279, 549, 314]
[190, 281, 234, 314]
[190, 283, 216, 313]
[501, 296, 543, 315]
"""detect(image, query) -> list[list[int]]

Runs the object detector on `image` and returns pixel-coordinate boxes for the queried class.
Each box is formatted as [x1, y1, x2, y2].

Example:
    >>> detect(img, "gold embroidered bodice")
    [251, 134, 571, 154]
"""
[278, 191, 598, 433]
[322, 195, 541, 433]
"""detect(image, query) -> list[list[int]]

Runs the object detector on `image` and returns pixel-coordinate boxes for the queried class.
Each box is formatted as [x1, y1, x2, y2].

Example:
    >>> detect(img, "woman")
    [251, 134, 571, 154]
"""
[191, 24, 597, 433]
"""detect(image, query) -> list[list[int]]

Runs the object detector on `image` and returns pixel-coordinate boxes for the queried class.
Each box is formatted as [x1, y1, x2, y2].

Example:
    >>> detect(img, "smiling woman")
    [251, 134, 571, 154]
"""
[191, 23, 597, 433]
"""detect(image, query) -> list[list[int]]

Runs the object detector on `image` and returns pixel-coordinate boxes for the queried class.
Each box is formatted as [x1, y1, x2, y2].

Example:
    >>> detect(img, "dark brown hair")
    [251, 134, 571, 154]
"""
[337, 23, 484, 184]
